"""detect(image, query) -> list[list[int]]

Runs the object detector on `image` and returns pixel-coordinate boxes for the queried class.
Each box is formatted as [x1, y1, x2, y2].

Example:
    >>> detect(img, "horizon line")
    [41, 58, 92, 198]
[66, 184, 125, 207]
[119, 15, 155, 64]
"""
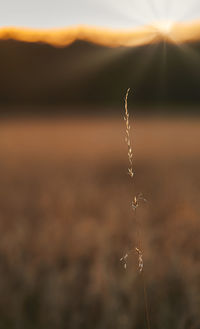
[1, 20, 200, 47]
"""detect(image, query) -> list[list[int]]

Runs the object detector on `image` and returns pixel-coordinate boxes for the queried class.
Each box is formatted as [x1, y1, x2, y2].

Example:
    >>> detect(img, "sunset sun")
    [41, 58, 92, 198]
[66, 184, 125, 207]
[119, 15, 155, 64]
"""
[153, 21, 174, 35]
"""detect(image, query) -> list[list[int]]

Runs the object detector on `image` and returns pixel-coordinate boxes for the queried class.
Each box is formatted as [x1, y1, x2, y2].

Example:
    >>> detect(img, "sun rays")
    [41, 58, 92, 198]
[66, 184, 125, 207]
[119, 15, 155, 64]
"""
[0, 18, 200, 105]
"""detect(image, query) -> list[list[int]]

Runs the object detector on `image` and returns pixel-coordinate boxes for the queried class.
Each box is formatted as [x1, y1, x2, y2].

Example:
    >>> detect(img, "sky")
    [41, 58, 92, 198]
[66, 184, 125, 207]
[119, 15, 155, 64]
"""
[1, 0, 200, 29]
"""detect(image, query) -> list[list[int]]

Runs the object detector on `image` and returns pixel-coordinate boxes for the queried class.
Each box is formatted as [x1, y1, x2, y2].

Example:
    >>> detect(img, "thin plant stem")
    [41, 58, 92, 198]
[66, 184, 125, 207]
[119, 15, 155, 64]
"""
[121, 88, 151, 329]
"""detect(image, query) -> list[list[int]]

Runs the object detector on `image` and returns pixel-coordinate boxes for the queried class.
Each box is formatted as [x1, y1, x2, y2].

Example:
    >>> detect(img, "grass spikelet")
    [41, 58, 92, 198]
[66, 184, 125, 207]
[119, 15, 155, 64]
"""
[124, 88, 134, 178]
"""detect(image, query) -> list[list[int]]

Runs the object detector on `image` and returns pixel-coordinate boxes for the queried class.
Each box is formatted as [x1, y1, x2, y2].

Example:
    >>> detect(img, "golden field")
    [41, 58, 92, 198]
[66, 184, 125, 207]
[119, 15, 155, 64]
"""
[0, 117, 200, 329]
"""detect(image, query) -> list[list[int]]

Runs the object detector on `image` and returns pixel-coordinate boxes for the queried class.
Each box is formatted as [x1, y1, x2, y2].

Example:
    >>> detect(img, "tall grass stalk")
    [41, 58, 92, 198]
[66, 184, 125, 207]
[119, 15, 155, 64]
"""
[121, 88, 151, 329]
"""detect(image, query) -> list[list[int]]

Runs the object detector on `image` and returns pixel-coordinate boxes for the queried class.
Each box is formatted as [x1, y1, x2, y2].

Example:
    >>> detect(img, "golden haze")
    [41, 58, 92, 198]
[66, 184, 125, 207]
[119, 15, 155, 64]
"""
[0, 20, 200, 47]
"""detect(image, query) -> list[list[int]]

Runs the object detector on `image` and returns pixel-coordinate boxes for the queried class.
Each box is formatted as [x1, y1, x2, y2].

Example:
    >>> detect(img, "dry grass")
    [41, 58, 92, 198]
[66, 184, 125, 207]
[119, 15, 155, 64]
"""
[0, 117, 200, 329]
[123, 89, 150, 329]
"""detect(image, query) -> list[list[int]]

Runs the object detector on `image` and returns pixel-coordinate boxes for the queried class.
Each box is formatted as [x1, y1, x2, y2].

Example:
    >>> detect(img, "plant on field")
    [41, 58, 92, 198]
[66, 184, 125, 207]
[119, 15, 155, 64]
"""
[120, 88, 151, 329]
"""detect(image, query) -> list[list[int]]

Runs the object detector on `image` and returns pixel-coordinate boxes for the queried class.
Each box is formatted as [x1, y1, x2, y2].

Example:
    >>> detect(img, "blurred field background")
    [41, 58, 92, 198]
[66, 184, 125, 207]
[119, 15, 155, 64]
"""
[0, 116, 200, 329]
[0, 37, 200, 329]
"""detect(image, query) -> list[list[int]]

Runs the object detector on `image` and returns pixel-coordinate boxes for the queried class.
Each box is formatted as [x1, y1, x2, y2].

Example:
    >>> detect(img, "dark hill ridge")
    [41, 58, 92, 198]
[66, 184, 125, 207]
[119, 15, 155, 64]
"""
[0, 38, 200, 113]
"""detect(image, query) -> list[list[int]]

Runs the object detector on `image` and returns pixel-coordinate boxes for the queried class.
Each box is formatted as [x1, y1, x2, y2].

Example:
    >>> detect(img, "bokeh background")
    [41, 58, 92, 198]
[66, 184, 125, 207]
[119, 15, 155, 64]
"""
[0, 34, 200, 329]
